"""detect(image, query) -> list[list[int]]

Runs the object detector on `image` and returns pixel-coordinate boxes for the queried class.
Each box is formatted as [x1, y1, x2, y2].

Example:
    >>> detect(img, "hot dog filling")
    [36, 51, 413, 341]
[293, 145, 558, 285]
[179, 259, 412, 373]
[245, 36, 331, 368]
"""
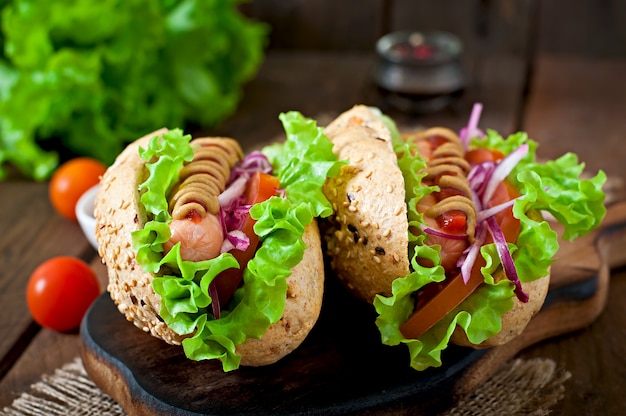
[400, 119, 529, 340]
[163, 140, 278, 318]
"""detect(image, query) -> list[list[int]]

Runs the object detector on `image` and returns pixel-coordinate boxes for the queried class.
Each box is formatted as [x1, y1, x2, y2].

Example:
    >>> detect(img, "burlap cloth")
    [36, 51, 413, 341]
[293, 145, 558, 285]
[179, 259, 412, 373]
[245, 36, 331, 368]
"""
[0, 356, 570, 416]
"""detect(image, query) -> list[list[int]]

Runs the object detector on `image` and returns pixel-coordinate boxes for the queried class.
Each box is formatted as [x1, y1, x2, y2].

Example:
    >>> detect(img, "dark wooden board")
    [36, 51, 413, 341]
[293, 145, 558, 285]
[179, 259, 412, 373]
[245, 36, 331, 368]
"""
[81, 201, 626, 416]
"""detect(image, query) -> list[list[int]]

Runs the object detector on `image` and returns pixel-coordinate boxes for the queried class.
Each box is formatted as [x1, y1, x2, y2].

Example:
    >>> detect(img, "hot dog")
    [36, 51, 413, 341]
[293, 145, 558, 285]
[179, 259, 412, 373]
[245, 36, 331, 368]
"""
[322, 104, 606, 370]
[94, 112, 344, 370]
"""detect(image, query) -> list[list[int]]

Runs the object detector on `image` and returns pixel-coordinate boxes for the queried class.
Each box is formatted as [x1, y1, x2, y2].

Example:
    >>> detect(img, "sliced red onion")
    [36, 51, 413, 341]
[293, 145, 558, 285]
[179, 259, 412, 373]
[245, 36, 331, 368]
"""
[468, 162, 495, 202]
[459, 223, 487, 284]
[459, 102, 485, 148]
[482, 144, 528, 205]
[476, 198, 518, 223]
[230, 151, 272, 181]
[209, 282, 221, 319]
[423, 226, 468, 240]
[220, 230, 250, 254]
[219, 175, 249, 209]
[485, 216, 529, 302]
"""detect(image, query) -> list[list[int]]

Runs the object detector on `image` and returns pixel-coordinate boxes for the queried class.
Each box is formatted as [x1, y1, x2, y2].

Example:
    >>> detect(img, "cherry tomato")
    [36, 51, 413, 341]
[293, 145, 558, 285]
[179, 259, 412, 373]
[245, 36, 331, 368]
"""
[26, 257, 101, 332]
[49, 157, 107, 221]
[212, 172, 280, 306]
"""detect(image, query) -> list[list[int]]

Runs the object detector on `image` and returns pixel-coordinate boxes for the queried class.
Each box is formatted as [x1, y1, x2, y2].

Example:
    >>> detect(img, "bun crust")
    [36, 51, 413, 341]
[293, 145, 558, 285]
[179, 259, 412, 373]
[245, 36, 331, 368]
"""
[95, 129, 324, 366]
[322, 106, 410, 302]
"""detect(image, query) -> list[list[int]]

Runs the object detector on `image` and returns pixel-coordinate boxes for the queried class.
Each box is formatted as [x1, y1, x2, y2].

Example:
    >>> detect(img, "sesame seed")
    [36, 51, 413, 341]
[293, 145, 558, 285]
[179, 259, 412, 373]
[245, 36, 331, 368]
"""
[383, 229, 392, 237]
[348, 205, 357, 212]
[394, 206, 403, 216]
[365, 170, 373, 179]
[373, 222, 380, 229]
[393, 253, 400, 262]
[373, 256, 381, 264]
[386, 185, 393, 193]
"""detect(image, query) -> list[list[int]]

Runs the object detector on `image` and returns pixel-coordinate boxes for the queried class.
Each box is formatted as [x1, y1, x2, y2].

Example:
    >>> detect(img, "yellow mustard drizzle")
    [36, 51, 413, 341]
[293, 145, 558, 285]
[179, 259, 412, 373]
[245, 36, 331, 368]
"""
[407, 127, 477, 241]
[169, 137, 244, 220]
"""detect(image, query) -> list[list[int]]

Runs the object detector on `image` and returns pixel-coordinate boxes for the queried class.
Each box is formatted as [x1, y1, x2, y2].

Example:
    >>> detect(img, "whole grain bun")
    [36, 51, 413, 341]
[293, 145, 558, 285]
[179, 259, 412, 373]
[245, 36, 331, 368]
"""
[322, 105, 550, 348]
[94, 129, 324, 366]
[322, 106, 410, 302]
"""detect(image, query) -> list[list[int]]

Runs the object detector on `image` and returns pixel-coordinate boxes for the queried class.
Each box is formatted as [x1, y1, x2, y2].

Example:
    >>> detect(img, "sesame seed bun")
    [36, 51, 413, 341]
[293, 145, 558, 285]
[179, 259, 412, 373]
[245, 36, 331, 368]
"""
[94, 129, 324, 366]
[322, 106, 410, 303]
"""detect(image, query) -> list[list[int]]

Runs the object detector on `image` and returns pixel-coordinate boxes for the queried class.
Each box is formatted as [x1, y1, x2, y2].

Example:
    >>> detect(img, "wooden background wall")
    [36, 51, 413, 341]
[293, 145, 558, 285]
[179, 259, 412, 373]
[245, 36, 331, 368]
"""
[242, 0, 626, 58]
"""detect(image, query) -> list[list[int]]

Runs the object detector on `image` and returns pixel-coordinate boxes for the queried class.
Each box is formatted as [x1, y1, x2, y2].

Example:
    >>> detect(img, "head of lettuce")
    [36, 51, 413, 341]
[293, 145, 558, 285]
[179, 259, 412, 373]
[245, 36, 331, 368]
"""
[0, 0, 268, 180]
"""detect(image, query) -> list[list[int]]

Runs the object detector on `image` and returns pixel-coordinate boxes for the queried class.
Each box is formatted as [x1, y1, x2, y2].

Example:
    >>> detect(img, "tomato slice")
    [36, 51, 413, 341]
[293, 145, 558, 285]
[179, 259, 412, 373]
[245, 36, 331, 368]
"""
[400, 257, 486, 339]
[400, 179, 521, 339]
[212, 172, 280, 307]
[465, 148, 505, 165]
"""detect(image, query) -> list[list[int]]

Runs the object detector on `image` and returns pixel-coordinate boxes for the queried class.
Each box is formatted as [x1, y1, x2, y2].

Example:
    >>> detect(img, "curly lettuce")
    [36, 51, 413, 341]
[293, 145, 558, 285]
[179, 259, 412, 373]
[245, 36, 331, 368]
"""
[0, 0, 268, 180]
[132, 113, 344, 371]
[374, 120, 606, 371]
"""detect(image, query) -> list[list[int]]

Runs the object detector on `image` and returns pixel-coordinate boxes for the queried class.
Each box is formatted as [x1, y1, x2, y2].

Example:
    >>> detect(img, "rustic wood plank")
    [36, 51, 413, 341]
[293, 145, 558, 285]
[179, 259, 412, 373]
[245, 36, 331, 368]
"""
[522, 54, 626, 198]
[0, 259, 106, 407]
[537, 0, 626, 57]
[521, 268, 626, 415]
[211, 50, 528, 153]
[0, 182, 95, 377]
[208, 51, 379, 151]
[519, 54, 626, 415]
[241, 0, 385, 51]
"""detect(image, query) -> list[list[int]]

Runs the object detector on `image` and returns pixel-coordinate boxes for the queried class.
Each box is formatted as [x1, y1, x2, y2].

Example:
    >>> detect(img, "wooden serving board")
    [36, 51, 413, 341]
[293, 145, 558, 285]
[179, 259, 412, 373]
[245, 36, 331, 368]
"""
[81, 200, 626, 416]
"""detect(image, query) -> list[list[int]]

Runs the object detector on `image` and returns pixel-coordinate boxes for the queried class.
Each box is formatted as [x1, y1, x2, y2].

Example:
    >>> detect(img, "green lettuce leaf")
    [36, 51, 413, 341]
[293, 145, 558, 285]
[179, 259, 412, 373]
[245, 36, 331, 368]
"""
[0, 0, 268, 180]
[132, 113, 343, 371]
[374, 120, 606, 371]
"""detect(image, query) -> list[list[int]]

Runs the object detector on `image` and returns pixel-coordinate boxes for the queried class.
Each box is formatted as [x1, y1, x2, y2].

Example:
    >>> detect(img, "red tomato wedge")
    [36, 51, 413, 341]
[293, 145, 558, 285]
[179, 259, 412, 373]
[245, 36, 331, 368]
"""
[400, 179, 521, 340]
[465, 148, 505, 165]
[212, 172, 280, 307]
[400, 256, 487, 339]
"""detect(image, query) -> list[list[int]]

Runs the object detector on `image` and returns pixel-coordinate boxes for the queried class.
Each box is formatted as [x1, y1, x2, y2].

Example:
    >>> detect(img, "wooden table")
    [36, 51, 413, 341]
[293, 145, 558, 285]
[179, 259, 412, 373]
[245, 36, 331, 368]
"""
[1, 50, 625, 415]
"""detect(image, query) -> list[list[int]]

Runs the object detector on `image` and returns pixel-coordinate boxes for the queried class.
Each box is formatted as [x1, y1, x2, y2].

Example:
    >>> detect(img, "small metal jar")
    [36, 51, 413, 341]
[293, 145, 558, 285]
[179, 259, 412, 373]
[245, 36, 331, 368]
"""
[375, 31, 465, 113]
